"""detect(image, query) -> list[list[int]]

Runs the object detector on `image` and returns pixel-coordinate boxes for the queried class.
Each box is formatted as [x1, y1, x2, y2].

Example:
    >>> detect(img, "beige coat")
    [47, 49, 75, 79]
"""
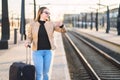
[26, 21, 66, 51]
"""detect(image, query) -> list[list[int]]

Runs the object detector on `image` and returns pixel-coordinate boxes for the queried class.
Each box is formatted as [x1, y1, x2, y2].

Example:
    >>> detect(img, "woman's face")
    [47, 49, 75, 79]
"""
[40, 8, 50, 21]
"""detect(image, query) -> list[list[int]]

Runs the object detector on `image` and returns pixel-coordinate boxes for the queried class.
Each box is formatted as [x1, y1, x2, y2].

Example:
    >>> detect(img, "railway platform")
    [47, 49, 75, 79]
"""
[74, 28, 120, 45]
[0, 31, 71, 80]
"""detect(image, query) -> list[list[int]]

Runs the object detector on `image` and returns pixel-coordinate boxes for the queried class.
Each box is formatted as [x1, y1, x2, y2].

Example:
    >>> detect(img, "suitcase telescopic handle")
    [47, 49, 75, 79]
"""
[26, 45, 31, 64]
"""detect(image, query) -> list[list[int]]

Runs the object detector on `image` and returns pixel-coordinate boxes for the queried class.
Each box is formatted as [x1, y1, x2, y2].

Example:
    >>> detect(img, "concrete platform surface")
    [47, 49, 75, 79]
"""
[0, 31, 71, 80]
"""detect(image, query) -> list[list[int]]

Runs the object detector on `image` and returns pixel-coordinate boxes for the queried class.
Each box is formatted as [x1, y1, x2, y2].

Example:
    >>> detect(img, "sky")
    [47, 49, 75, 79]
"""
[0, 0, 120, 21]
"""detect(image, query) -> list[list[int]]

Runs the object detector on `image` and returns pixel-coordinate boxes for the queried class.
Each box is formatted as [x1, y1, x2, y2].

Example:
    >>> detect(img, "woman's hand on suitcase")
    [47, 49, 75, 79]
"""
[25, 42, 31, 48]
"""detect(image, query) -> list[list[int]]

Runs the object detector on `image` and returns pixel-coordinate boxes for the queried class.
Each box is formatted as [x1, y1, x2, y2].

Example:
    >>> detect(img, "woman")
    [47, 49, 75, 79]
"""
[25, 7, 66, 80]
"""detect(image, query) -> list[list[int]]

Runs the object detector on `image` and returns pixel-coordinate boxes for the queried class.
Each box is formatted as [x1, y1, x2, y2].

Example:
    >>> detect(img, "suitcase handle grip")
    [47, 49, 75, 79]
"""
[27, 45, 31, 48]
[26, 47, 31, 64]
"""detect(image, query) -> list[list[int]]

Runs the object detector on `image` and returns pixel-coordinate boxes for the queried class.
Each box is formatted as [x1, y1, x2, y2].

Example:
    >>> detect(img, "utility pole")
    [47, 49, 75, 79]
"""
[85, 13, 87, 29]
[90, 12, 93, 30]
[0, 0, 10, 49]
[1, 0, 10, 40]
[106, 6, 110, 33]
[97, 4, 110, 33]
[117, 4, 120, 35]
[89, 7, 99, 31]
[34, 0, 36, 20]
[29, 0, 37, 20]
[95, 9, 98, 31]
[20, 0, 26, 40]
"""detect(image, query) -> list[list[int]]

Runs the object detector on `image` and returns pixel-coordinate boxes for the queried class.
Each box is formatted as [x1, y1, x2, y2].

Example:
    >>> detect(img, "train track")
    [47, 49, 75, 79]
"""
[62, 31, 120, 80]
[72, 30, 120, 62]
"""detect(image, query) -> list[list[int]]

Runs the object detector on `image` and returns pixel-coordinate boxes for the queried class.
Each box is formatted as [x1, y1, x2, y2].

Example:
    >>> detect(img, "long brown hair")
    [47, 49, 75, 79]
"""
[35, 7, 47, 21]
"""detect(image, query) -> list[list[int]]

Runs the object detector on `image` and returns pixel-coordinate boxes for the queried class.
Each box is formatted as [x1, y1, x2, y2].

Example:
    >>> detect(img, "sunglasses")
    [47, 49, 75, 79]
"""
[43, 11, 50, 15]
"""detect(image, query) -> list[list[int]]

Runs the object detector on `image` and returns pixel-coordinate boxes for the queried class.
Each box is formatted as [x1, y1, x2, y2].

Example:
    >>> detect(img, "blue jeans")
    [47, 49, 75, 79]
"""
[32, 50, 52, 80]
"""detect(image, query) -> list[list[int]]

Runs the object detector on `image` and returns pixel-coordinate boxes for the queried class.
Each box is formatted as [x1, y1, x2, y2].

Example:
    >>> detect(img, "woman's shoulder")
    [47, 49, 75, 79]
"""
[46, 21, 53, 24]
[27, 20, 39, 26]
[45, 21, 54, 26]
[26, 20, 37, 29]
[30, 20, 38, 24]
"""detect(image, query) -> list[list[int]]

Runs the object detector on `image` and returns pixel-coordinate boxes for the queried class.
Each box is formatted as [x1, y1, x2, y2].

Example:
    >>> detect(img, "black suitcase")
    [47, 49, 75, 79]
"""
[9, 47, 35, 80]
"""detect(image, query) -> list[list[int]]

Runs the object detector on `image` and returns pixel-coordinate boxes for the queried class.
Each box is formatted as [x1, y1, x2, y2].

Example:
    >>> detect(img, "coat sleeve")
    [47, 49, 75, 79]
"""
[25, 23, 33, 44]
